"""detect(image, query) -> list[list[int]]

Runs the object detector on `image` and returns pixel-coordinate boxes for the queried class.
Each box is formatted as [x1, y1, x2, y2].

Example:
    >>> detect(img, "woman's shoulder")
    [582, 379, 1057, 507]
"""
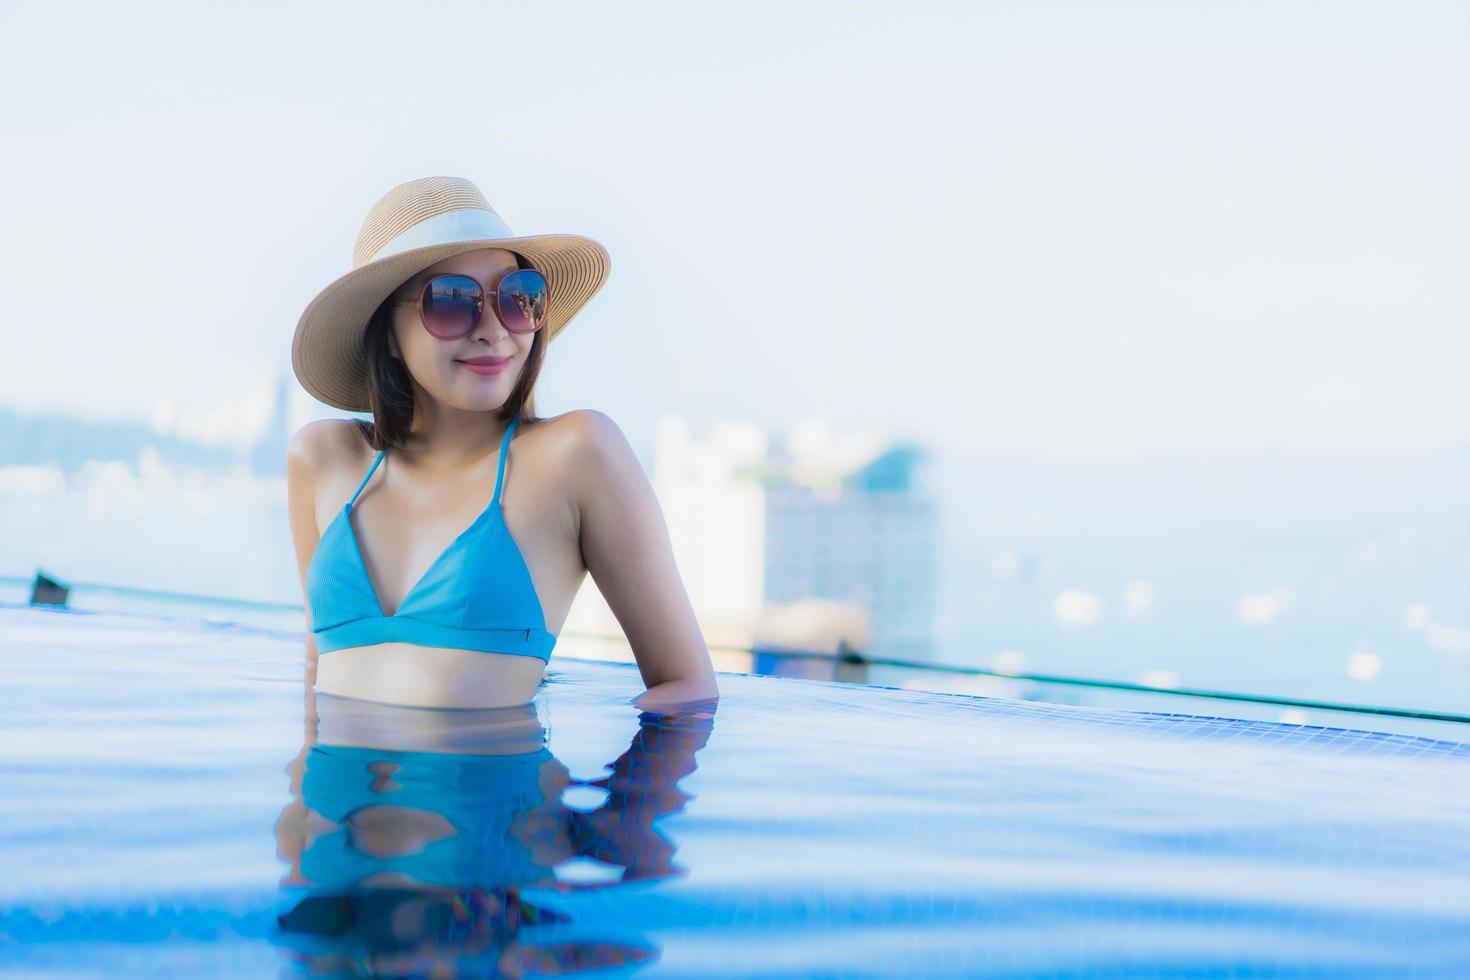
[529, 407, 624, 440]
[529, 409, 644, 504]
[523, 409, 631, 465]
[286, 418, 374, 482]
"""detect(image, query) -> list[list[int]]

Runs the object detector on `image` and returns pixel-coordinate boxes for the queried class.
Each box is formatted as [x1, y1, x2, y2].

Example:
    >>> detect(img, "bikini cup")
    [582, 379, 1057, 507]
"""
[305, 415, 557, 660]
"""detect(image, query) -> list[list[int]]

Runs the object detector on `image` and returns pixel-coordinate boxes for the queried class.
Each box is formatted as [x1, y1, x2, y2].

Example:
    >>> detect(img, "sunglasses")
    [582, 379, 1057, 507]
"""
[393, 269, 551, 340]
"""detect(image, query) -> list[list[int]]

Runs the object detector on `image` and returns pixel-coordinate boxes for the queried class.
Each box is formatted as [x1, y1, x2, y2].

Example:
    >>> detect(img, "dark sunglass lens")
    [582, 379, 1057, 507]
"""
[421, 274, 482, 338]
[495, 269, 550, 333]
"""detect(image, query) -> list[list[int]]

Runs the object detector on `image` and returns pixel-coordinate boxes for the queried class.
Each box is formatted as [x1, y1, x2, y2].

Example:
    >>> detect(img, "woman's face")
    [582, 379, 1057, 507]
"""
[388, 247, 535, 414]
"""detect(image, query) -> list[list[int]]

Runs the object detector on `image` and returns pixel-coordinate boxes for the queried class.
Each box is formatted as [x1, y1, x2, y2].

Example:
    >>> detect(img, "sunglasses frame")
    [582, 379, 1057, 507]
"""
[392, 268, 551, 339]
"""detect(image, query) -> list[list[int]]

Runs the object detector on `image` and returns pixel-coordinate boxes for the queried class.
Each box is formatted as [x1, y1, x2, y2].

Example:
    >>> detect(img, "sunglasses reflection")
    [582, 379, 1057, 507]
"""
[427, 272, 548, 334]
[511, 287, 547, 322]
[272, 687, 718, 976]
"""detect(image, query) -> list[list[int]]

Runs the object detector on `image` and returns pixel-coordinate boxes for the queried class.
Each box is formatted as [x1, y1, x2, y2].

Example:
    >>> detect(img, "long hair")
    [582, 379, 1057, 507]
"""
[353, 252, 547, 451]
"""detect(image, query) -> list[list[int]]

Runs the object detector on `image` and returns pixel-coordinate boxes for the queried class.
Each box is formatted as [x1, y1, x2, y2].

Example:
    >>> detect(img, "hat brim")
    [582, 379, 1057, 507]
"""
[291, 234, 610, 413]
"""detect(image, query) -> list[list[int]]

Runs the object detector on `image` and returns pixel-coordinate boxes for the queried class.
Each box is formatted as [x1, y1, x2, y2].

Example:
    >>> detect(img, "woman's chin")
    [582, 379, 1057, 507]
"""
[456, 385, 513, 412]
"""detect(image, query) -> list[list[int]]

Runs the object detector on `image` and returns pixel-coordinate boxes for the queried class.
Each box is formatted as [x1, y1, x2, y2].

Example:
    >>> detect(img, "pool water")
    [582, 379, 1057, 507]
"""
[2, 603, 1468, 978]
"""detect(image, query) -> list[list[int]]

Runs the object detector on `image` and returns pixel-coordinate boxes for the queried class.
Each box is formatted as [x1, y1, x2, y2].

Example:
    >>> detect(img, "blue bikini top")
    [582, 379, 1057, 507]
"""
[305, 416, 556, 661]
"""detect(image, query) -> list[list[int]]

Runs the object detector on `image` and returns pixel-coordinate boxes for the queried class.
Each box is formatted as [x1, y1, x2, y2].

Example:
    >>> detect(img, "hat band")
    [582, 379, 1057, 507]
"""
[368, 208, 517, 265]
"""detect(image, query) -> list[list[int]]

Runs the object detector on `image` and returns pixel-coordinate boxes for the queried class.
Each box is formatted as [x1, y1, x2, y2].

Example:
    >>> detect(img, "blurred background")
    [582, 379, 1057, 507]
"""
[1, 0, 1465, 727]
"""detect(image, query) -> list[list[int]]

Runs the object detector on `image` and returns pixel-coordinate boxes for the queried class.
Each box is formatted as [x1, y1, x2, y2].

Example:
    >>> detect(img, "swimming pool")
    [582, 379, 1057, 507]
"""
[2, 603, 1467, 978]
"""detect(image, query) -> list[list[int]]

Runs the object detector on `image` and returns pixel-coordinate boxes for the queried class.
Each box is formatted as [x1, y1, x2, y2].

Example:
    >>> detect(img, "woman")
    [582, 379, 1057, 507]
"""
[286, 175, 718, 710]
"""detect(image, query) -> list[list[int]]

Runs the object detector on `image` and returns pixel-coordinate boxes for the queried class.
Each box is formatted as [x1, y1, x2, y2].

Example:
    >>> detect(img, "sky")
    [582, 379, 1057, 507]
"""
[0, 0, 1466, 463]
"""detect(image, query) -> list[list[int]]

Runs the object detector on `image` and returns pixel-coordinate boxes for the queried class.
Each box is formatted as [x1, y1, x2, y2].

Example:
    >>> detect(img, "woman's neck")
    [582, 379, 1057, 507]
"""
[398, 410, 511, 470]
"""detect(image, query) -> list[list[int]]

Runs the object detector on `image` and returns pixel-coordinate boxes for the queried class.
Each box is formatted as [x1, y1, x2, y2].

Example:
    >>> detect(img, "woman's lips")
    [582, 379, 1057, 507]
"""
[456, 357, 510, 376]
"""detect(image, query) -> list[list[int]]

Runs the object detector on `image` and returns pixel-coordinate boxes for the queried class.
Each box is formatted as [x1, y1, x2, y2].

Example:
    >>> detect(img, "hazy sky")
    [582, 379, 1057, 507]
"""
[1, 0, 1465, 462]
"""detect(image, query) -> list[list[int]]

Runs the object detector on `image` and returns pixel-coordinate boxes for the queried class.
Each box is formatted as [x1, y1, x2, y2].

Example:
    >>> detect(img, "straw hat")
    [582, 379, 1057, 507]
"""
[291, 175, 611, 412]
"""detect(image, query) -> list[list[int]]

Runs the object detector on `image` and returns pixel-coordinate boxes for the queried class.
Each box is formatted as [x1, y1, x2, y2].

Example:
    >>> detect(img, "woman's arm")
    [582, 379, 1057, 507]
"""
[568, 410, 719, 708]
[286, 421, 330, 683]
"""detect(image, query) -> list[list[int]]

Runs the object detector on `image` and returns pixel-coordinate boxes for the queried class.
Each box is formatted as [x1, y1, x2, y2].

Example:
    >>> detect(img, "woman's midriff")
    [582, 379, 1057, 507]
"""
[314, 642, 547, 708]
[313, 686, 549, 755]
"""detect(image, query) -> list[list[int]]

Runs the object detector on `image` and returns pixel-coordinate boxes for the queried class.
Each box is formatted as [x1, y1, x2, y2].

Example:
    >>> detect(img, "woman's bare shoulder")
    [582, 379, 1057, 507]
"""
[524, 409, 629, 468]
[529, 407, 622, 438]
[286, 418, 373, 480]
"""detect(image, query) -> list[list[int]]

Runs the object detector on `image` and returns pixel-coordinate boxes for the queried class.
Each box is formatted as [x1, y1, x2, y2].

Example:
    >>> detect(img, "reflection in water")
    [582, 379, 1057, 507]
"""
[272, 688, 717, 976]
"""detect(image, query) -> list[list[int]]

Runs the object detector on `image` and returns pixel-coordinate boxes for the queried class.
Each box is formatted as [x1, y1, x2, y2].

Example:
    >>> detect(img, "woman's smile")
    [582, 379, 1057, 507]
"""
[456, 355, 511, 376]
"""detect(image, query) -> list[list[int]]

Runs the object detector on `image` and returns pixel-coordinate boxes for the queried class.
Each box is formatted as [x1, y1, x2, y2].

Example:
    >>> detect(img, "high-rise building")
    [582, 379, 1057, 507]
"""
[563, 415, 939, 669]
[763, 441, 938, 663]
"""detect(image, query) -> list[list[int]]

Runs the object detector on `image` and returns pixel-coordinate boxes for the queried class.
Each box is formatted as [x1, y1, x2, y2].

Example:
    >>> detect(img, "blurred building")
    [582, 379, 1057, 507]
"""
[565, 415, 939, 674]
[248, 371, 294, 476]
[764, 440, 939, 663]
[253, 362, 386, 477]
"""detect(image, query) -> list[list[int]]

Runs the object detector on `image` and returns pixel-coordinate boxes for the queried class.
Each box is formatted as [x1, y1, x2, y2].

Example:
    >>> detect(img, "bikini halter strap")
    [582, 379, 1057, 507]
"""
[347, 449, 386, 508]
[348, 417, 518, 509]
[491, 416, 520, 505]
